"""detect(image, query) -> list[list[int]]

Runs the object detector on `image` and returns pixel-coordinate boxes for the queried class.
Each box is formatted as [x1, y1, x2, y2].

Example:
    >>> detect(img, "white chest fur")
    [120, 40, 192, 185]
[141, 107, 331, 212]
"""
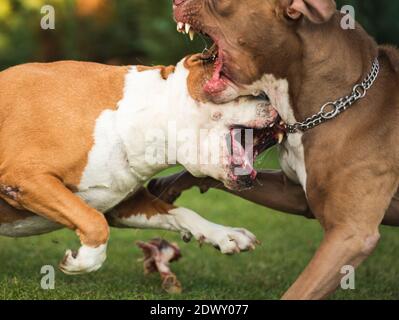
[279, 133, 307, 191]
[75, 63, 197, 213]
[251, 75, 308, 192]
[76, 66, 170, 213]
[76, 109, 142, 213]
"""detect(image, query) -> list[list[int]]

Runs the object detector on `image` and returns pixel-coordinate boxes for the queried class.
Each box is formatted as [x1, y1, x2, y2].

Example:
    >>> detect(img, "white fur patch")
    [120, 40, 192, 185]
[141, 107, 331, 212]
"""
[248, 75, 308, 192]
[59, 244, 107, 275]
[77, 67, 172, 213]
[77, 109, 142, 213]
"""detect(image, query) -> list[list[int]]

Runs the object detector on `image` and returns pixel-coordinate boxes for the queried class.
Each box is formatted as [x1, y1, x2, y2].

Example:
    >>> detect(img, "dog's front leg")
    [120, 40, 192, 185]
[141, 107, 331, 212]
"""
[282, 227, 380, 300]
[148, 170, 313, 218]
[107, 188, 258, 254]
[281, 173, 396, 300]
[2, 173, 109, 275]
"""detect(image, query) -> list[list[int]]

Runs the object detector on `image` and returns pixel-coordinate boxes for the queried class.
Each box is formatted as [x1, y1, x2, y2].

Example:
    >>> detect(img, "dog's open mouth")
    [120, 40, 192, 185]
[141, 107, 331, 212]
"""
[177, 22, 232, 95]
[200, 43, 230, 95]
[227, 118, 286, 182]
[176, 20, 288, 184]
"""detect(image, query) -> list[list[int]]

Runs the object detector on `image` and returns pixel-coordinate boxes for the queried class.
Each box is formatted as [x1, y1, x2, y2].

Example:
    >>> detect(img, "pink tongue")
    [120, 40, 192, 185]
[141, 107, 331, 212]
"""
[230, 129, 257, 179]
[203, 56, 227, 94]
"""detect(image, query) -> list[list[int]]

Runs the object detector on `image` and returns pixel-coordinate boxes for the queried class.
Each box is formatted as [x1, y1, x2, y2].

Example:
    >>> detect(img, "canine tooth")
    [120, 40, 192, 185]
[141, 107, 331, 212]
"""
[189, 29, 195, 41]
[185, 23, 191, 34]
[177, 22, 184, 31]
[277, 133, 284, 144]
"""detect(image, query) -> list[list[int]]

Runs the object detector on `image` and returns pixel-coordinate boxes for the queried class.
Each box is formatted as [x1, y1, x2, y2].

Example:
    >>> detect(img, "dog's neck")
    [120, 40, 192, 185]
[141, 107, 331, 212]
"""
[289, 13, 379, 124]
[113, 64, 202, 181]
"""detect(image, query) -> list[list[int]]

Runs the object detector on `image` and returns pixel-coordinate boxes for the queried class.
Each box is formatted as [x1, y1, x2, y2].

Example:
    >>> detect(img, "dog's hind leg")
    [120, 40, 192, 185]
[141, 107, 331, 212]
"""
[106, 188, 258, 254]
[0, 198, 63, 237]
[1, 173, 109, 275]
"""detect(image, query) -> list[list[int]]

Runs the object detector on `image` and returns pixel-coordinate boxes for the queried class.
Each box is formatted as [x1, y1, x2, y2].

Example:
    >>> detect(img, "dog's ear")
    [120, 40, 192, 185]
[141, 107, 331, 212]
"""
[286, 0, 336, 24]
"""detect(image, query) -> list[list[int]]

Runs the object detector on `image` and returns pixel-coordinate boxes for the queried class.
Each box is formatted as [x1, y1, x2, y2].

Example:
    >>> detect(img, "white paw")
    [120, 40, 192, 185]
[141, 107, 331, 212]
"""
[59, 244, 107, 275]
[196, 226, 258, 254]
[168, 207, 258, 255]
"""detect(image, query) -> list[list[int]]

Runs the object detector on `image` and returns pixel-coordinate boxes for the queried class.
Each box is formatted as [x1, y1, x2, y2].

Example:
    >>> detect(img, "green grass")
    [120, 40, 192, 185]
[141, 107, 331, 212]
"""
[1, 150, 399, 300]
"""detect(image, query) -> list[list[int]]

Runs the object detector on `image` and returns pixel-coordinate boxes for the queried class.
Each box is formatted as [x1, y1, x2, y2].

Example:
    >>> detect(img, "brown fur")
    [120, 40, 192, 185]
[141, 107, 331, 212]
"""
[136, 57, 217, 101]
[0, 185, 175, 227]
[173, 0, 399, 299]
[107, 188, 176, 228]
[184, 54, 215, 102]
[0, 61, 128, 189]
[136, 65, 176, 80]
[0, 61, 129, 246]
[0, 198, 34, 224]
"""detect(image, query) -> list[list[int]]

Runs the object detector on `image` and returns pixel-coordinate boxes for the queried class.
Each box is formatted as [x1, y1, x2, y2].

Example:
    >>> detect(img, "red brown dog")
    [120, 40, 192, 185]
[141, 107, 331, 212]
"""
[149, 0, 399, 299]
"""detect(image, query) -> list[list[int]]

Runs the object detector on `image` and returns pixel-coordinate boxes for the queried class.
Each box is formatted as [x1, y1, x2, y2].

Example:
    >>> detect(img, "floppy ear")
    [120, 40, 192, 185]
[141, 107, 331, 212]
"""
[286, 0, 336, 24]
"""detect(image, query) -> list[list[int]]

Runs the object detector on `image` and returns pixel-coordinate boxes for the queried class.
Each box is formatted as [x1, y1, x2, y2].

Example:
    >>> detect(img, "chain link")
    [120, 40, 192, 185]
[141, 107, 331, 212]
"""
[286, 58, 380, 134]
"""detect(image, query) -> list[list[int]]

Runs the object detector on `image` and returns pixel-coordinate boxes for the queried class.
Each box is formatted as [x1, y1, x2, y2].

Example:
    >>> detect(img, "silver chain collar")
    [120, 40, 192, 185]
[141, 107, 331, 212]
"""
[286, 58, 380, 134]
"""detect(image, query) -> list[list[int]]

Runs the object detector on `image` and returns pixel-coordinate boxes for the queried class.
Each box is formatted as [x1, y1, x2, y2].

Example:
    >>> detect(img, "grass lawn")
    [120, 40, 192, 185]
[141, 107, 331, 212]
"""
[0, 150, 398, 300]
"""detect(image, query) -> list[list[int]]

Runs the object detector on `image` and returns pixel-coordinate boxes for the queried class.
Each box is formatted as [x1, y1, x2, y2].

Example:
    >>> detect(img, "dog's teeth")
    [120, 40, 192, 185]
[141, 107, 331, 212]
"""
[177, 22, 184, 33]
[189, 29, 195, 41]
[277, 133, 284, 144]
[185, 23, 191, 34]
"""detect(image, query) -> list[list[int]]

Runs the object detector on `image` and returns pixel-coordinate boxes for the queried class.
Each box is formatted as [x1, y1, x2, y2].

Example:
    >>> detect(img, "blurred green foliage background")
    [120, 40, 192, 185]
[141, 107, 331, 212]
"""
[0, 0, 398, 70]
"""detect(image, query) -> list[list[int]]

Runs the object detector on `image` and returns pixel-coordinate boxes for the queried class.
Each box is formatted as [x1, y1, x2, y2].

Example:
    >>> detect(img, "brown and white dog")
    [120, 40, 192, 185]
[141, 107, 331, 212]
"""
[149, 0, 399, 299]
[0, 54, 278, 274]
